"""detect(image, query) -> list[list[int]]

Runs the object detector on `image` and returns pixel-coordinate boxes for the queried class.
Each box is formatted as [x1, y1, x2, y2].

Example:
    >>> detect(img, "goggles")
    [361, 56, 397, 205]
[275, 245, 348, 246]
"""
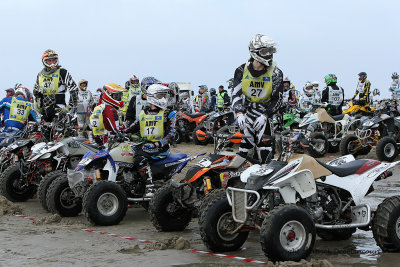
[257, 47, 276, 56]
[111, 92, 122, 101]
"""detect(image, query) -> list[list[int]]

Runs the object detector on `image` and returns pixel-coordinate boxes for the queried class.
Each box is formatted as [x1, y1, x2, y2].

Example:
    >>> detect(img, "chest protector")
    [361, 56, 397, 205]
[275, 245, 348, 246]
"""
[90, 104, 106, 136]
[328, 86, 344, 106]
[356, 81, 366, 93]
[9, 97, 32, 123]
[242, 62, 275, 103]
[139, 109, 164, 142]
[39, 69, 61, 95]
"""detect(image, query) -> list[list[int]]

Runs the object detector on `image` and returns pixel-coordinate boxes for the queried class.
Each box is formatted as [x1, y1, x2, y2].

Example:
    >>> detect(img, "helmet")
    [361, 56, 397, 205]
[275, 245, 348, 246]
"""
[78, 79, 88, 91]
[96, 88, 102, 93]
[129, 75, 140, 87]
[210, 88, 216, 95]
[14, 84, 32, 101]
[146, 84, 170, 109]
[373, 88, 380, 96]
[248, 34, 277, 67]
[227, 78, 234, 89]
[102, 83, 126, 108]
[358, 72, 367, 81]
[41, 49, 59, 71]
[198, 85, 208, 94]
[168, 82, 180, 97]
[141, 77, 161, 93]
[303, 82, 314, 95]
[392, 72, 399, 79]
[5, 88, 14, 97]
[14, 87, 28, 99]
[324, 74, 337, 85]
[312, 81, 319, 88]
[283, 77, 290, 91]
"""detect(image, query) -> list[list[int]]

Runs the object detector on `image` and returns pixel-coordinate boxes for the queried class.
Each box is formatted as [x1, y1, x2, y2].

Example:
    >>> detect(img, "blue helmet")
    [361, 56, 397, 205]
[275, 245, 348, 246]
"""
[141, 77, 161, 93]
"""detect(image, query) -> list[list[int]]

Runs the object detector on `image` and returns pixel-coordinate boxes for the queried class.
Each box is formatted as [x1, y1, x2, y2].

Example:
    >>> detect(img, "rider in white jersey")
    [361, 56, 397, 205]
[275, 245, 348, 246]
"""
[76, 79, 93, 133]
[299, 82, 318, 114]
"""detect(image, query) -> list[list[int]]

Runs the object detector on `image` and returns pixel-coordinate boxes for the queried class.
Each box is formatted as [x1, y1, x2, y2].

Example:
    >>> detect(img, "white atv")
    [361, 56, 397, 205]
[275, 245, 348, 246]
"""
[199, 152, 400, 262]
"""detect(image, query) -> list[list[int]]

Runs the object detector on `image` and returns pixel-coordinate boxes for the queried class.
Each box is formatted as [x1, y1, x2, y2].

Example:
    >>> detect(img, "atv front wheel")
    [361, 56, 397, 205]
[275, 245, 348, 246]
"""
[199, 189, 249, 252]
[149, 184, 193, 231]
[83, 181, 127, 226]
[373, 195, 400, 252]
[0, 163, 36, 202]
[307, 132, 328, 158]
[260, 204, 316, 262]
[46, 174, 82, 217]
[376, 137, 398, 162]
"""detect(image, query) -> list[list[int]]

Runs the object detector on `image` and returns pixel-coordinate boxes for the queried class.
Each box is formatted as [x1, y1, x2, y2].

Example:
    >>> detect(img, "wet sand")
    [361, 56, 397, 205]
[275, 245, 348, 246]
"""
[1, 143, 400, 266]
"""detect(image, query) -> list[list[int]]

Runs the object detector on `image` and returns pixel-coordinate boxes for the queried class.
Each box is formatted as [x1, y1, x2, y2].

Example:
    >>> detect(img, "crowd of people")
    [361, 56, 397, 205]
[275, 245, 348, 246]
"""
[1, 35, 399, 196]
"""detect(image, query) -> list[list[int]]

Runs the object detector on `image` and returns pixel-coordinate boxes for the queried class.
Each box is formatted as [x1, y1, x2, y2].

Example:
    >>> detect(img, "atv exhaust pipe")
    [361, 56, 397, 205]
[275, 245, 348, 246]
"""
[127, 197, 151, 202]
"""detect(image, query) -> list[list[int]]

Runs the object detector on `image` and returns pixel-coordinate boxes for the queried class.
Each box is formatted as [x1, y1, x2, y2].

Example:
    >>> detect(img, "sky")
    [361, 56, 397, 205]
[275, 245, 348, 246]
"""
[0, 0, 399, 100]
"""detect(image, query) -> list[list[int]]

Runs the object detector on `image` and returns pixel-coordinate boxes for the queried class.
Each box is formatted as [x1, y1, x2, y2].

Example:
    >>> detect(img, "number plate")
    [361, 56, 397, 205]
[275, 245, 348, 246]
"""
[196, 158, 211, 168]
[79, 157, 92, 166]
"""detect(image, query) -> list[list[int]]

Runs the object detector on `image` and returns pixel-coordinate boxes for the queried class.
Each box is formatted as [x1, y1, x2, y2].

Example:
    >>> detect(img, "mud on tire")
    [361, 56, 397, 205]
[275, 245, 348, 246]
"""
[83, 181, 128, 226]
[46, 174, 82, 217]
[260, 204, 316, 262]
[372, 196, 400, 252]
[199, 189, 249, 252]
[376, 137, 398, 162]
[0, 163, 36, 202]
[38, 170, 65, 211]
[149, 184, 193, 231]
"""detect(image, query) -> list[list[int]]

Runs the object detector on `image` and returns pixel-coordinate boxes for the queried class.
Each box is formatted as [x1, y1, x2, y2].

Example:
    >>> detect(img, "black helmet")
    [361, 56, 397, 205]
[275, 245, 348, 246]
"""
[210, 88, 216, 95]
[358, 72, 367, 77]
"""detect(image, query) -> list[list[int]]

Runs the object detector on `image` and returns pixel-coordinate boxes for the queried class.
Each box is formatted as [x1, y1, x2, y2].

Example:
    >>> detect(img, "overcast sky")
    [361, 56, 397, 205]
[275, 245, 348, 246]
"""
[0, 0, 398, 100]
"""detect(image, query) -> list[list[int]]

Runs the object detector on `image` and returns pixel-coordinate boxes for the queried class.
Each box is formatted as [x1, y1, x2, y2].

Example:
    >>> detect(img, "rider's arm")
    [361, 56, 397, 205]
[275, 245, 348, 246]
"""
[60, 68, 79, 108]
[157, 110, 176, 147]
[103, 106, 120, 134]
[231, 64, 245, 114]
[28, 107, 38, 122]
[125, 96, 137, 124]
[260, 66, 284, 117]
[352, 88, 359, 100]
[321, 86, 328, 103]
[363, 81, 371, 103]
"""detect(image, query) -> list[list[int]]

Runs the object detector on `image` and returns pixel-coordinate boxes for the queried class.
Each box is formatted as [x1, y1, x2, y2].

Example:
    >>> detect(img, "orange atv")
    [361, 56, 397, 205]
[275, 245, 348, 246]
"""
[149, 126, 260, 232]
[175, 111, 209, 144]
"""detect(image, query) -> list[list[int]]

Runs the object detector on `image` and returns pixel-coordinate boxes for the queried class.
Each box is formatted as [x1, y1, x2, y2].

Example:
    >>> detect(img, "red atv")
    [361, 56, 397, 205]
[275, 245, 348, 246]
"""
[175, 111, 210, 144]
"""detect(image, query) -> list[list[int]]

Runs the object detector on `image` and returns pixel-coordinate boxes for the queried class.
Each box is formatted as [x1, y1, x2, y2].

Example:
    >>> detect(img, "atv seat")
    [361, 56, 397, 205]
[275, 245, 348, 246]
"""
[187, 113, 206, 118]
[153, 153, 188, 166]
[330, 114, 345, 121]
[316, 159, 379, 177]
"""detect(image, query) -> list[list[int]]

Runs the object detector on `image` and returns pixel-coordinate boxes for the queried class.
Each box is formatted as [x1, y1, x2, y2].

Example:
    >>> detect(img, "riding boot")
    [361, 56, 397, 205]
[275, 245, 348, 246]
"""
[139, 165, 155, 197]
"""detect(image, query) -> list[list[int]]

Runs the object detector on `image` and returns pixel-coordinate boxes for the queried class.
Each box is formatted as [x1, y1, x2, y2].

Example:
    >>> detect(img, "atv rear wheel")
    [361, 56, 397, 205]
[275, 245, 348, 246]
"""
[199, 189, 249, 252]
[307, 132, 328, 158]
[340, 134, 371, 157]
[38, 170, 65, 211]
[0, 163, 36, 202]
[83, 181, 127, 226]
[46, 174, 82, 217]
[373, 195, 400, 252]
[174, 130, 182, 144]
[376, 137, 398, 162]
[260, 204, 316, 262]
[149, 184, 193, 231]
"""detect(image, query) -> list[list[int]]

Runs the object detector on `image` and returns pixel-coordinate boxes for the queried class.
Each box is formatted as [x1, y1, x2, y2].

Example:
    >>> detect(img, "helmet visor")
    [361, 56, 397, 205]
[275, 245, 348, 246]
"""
[154, 92, 168, 100]
[258, 47, 276, 56]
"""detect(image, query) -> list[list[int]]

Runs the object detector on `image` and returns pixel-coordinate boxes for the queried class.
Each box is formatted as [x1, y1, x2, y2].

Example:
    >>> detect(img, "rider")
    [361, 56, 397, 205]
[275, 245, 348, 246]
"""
[0, 87, 37, 141]
[312, 81, 321, 102]
[76, 79, 93, 133]
[321, 74, 344, 116]
[299, 82, 318, 114]
[231, 34, 283, 164]
[209, 88, 217, 112]
[89, 83, 125, 146]
[33, 49, 79, 122]
[125, 76, 160, 124]
[217, 85, 230, 111]
[179, 92, 194, 114]
[121, 75, 141, 119]
[5, 88, 14, 97]
[389, 72, 400, 104]
[194, 85, 209, 112]
[125, 84, 176, 196]
[167, 82, 180, 110]
[352, 72, 371, 106]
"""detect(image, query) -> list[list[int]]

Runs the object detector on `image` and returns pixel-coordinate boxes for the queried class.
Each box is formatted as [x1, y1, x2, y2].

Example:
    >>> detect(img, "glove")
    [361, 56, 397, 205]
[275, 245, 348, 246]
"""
[253, 115, 267, 132]
[237, 114, 246, 130]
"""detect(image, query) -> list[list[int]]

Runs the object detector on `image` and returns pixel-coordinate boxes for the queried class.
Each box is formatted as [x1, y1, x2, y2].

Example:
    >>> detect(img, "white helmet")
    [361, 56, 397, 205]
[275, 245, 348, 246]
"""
[146, 84, 170, 109]
[248, 34, 277, 67]
[303, 82, 314, 95]
[14, 87, 27, 99]
[312, 81, 319, 88]
[373, 88, 380, 96]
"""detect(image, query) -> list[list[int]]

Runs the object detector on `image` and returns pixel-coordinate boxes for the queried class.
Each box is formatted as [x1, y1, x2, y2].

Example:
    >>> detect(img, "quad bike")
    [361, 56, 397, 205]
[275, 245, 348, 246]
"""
[194, 110, 235, 145]
[175, 111, 209, 144]
[199, 136, 400, 262]
[64, 134, 203, 225]
[340, 114, 400, 161]
[149, 126, 258, 232]
[343, 100, 375, 117]
[295, 103, 354, 155]
[0, 137, 98, 203]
